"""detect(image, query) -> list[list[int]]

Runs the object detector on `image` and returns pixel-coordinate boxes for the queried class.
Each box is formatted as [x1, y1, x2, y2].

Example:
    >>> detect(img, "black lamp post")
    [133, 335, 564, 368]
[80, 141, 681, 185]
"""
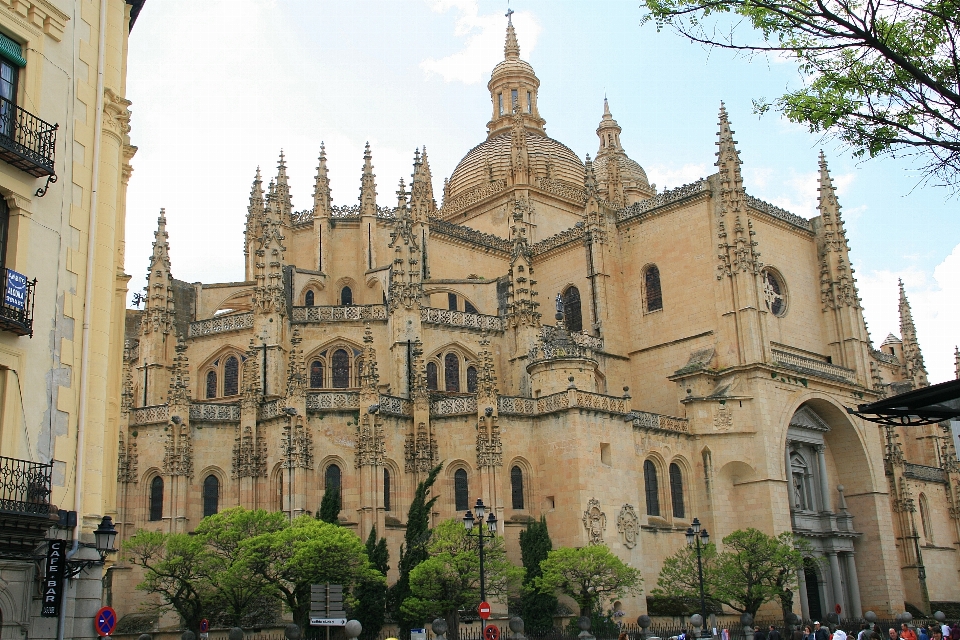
[686, 517, 711, 639]
[64, 515, 118, 578]
[463, 498, 498, 603]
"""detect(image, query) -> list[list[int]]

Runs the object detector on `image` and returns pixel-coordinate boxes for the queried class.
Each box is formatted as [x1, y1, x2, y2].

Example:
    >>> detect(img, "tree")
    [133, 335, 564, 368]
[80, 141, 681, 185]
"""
[535, 545, 643, 617]
[355, 526, 389, 640]
[400, 519, 524, 638]
[244, 516, 381, 629]
[318, 485, 341, 524]
[650, 541, 724, 615]
[641, 0, 960, 189]
[519, 517, 558, 632]
[389, 463, 442, 636]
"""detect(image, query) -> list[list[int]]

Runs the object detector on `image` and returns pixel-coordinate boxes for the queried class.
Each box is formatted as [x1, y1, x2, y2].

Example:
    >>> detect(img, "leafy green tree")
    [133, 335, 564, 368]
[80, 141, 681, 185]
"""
[244, 516, 382, 629]
[650, 540, 723, 615]
[318, 485, 341, 524]
[535, 545, 643, 617]
[519, 517, 558, 632]
[641, 0, 960, 188]
[389, 463, 442, 636]
[354, 526, 389, 640]
[401, 519, 524, 638]
[125, 531, 213, 634]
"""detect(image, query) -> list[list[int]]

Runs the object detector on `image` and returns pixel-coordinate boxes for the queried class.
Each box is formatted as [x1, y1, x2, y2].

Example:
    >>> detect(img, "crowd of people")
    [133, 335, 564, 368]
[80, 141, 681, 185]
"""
[760, 620, 960, 640]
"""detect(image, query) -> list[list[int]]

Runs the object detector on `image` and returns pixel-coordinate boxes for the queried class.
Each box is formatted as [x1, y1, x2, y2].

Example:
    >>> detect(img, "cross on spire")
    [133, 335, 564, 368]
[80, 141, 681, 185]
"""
[506, 5, 514, 23]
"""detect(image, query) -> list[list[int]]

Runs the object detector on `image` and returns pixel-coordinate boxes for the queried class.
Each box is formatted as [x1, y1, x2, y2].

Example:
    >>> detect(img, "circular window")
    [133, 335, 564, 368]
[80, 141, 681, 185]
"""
[762, 269, 787, 317]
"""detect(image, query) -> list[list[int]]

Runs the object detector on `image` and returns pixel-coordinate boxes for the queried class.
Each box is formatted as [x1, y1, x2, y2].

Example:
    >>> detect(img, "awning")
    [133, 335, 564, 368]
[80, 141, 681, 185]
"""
[0, 34, 26, 68]
[847, 378, 960, 426]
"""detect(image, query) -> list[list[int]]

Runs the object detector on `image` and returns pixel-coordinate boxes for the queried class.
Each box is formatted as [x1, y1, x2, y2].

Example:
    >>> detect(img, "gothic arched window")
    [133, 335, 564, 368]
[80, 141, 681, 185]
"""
[325, 464, 342, 508]
[464, 300, 478, 314]
[203, 474, 219, 518]
[341, 286, 353, 306]
[305, 290, 315, 307]
[644, 460, 660, 516]
[149, 476, 164, 522]
[563, 286, 583, 332]
[445, 353, 460, 392]
[511, 466, 524, 510]
[383, 468, 391, 512]
[206, 370, 217, 399]
[644, 265, 663, 312]
[223, 356, 239, 396]
[448, 292, 458, 311]
[426, 362, 438, 391]
[310, 360, 324, 388]
[454, 469, 468, 511]
[669, 463, 684, 518]
[467, 366, 478, 393]
[762, 269, 787, 317]
[920, 493, 933, 543]
[332, 349, 350, 388]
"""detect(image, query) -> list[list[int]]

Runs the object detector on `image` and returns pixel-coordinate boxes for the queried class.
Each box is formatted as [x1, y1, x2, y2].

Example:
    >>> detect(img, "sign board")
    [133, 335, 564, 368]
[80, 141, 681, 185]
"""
[309, 584, 346, 626]
[484, 625, 500, 640]
[477, 601, 491, 620]
[200, 620, 210, 633]
[411, 628, 427, 640]
[4, 269, 26, 310]
[95, 606, 117, 637]
[41, 540, 65, 618]
[310, 619, 347, 627]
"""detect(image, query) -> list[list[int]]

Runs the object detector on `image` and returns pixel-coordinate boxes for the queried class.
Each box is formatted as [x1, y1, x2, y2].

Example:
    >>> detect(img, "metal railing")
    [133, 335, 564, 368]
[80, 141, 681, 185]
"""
[0, 96, 57, 177]
[0, 455, 52, 516]
[0, 267, 35, 337]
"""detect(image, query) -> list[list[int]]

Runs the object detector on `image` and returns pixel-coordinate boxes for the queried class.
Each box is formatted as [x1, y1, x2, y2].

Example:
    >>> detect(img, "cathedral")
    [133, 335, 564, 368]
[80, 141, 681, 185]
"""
[111, 15, 960, 624]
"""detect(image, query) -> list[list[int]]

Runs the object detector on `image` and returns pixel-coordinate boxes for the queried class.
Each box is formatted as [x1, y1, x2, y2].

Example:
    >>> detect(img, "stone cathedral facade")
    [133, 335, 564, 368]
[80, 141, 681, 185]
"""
[111, 17, 960, 623]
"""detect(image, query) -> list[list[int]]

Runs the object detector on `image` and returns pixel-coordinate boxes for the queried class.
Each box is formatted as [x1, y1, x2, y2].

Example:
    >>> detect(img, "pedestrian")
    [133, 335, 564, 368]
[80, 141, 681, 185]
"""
[804, 626, 815, 640]
[951, 624, 960, 640]
[757, 627, 768, 640]
[889, 628, 900, 640]
[902, 623, 918, 640]
[933, 628, 944, 640]
[835, 627, 848, 640]
[942, 625, 952, 640]
[793, 626, 805, 640]
[919, 626, 929, 640]
[858, 624, 871, 640]
[815, 622, 830, 640]
[770, 625, 783, 640]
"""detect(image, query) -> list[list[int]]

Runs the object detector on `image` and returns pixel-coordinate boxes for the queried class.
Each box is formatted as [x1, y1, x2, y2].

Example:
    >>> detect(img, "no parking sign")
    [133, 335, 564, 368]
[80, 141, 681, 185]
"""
[95, 606, 117, 637]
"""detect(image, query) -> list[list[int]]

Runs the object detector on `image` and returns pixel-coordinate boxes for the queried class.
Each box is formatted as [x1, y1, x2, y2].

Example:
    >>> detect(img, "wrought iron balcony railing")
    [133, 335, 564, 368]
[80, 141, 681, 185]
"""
[0, 267, 35, 337]
[0, 96, 57, 178]
[0, 455, 52, 517]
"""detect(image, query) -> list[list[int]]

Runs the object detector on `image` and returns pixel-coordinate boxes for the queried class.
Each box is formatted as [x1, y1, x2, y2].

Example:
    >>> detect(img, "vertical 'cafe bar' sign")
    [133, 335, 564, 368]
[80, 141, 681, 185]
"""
[41, 539, 65, 617]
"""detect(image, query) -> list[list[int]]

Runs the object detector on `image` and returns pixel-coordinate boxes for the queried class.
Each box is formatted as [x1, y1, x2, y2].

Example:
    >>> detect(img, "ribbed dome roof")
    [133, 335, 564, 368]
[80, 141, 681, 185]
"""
[490, 57, 536, 81]
[593, 153, 651, 191]
[446, 131, 585, 201]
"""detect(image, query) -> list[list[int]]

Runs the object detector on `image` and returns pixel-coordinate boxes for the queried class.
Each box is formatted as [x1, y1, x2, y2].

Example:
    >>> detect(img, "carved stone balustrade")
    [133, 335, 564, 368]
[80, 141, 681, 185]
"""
[527, 341, 594, 365]
[306, 391, 361, 412]
[541, 325, 603, 350]
[630, 410, 690, 433]
[189, 402, 241, 422]
[291, 305, 387, 323]
[430, 395, 478, 417]
[257, 399, 284, 420]
[130, 404, 169, 425]
[378, 395, 412, 416]
[772, 348, 855, 383]
[616, 180, 709, 223]
[420, 307, 504, 333]
[188, 312, 254, 338]
[498, 396, 537, 415]
[903, 462, 947, 484]
[871, 348, 900, 365]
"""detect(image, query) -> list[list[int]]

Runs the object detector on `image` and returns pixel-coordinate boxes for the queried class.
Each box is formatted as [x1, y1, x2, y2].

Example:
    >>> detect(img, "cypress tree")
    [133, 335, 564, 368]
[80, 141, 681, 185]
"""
[519, 516, 558, 632]
[355, 526, 388, 640]
[317, 486, 341, 524]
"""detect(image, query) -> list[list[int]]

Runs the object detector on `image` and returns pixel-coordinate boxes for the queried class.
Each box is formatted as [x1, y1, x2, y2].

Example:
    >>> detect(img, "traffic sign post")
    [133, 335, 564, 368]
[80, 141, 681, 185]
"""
[95, 606, 117, 637]
[478, 601, 491, 620]
[309, 583, 347, 626]
[484, 625, 500, 640]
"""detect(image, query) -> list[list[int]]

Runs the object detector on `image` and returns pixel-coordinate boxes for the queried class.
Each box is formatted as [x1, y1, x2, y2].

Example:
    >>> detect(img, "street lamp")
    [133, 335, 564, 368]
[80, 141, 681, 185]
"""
[463, 498, 498, 603]
[686, 517, 711, 639]
[64, 515, 118, 578]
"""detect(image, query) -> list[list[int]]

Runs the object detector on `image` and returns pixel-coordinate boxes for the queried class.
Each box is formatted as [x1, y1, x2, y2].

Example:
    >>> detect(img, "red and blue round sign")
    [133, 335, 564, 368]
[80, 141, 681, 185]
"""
[200, 619, 210, 633]
[95, 606, 117, 637]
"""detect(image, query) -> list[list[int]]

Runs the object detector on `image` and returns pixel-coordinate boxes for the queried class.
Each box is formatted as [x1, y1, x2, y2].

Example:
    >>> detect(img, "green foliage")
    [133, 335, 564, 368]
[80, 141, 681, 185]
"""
[401, 519, 524, 638]
[390, 463, 442, 636]
[652, 528, 805, 618]
[354, 527, 389, 640]
[366, 525, 390, 575]
[535, 545, 643, 617]
[640, 0, 960, 189]
[519, 517, 558, 632]
[318, 486, 341, 524]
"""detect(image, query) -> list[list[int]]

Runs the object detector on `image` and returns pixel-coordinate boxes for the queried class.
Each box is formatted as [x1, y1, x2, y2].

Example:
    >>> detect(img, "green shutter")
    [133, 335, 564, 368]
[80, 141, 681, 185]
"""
[0, 34, 26, 68]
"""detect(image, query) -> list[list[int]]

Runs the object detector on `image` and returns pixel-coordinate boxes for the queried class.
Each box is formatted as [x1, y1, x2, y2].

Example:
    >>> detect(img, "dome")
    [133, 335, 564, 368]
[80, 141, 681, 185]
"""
[593, 153, 651, 192]
[446, 131, 585, 202]
[490, 57, 536, 82]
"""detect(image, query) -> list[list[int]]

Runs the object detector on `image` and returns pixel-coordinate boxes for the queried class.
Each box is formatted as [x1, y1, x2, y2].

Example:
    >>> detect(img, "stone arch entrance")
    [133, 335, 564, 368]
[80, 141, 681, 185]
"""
[802, 557, 824, 622]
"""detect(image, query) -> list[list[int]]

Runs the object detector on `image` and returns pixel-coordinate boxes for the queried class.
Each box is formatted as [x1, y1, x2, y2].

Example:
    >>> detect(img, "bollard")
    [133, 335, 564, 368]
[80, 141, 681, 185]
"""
[433, 618, 449, 640]
[229, 628, 245, 640]
[638, 615, 652, 640]
[509, 616, 526, 640]
[578, 616, 595, 640]
[285, 624, 302, 640]
[740, 612, 753, 640]
[345, 620, 362, 640]
[138, 635, 152, 640]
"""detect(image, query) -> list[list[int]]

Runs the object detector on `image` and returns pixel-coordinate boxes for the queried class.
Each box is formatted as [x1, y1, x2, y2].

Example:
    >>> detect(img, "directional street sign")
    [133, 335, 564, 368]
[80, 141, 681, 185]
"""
[484, 624, 500, 640]
[310, 618, 348, 627]
[309, 584, 347, 626]
[95, 606, 117, 637]
[478, 601, 491, 620]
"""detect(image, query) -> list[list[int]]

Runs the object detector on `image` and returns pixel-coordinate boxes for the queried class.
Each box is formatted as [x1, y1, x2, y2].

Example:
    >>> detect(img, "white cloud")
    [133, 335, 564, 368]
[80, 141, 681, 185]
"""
[646, 163, 711, 191]
[858, 243, 960, 384]
[742, 166, 855, 219]
[420, 0, 540, 84]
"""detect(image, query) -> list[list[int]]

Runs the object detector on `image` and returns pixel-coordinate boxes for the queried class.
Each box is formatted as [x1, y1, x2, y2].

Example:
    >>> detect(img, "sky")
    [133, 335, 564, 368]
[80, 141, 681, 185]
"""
[124, 0, 960, 383]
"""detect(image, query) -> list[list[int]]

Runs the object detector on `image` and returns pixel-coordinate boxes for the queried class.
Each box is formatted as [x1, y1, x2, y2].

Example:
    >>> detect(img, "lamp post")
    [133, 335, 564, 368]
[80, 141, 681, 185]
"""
[463, 497, 498, 603]
[63, 515, 118, 578]
[686, 517, 711, 639]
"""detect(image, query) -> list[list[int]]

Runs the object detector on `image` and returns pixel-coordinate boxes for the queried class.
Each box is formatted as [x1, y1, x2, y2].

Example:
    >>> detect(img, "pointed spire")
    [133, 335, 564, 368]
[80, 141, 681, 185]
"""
[167, 334, 191, 406]
[955, 346, 959, 380]
[584, 154, 598, 196]
[899, 279, 929, 388]
[603, 96, 611, 117]
[313, 143, 332, 217]
[504, 8, 520, 59]
[715, 102, 744, 202]
[148, 208, 171, 277]
[141, 209, 176, 337]
[274, 150, 292, 223]
[396, 177, 408, 211]
[410, 147, 436, 220]
[360, 142, 377, 216]
[715, 102, 760, 278]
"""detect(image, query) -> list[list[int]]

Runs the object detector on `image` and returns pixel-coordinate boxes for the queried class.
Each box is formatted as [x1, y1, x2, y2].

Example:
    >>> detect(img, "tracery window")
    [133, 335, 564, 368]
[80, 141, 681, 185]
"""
[448, 292, 458, 311]
[563, 286, 583, 333]
[464, 300, 478, 314]
[445, 353, 460, 392]
[511, 466, 524, 510]
[149, 476, 163, 522]
[669, 463, 684, 518]
[325, 463, 342, 508]
[332, 349, 350, 388]
[644, 460, 660, 516]
[383, 468, 391, 512]
[310, 360, 324, 388]
[206, 371, 217, 399]
[644, 265, 663, 312]
[454, 469, 468, 511]
[426, 362, 438, 391]
[203, 474, 219, 518]
[467, 366, 478, 393]
[761, 269, 787, 317]
[341, 286, 353, 306]
[223, 356, 239, 396]
[305, 290, 315, 307]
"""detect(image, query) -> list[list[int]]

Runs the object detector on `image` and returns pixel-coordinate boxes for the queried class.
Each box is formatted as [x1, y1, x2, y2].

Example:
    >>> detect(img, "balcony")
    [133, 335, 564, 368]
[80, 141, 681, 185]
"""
[0, 455, 55, 559]
[0, 268, 35, 337]
[0, 97, 57, 178]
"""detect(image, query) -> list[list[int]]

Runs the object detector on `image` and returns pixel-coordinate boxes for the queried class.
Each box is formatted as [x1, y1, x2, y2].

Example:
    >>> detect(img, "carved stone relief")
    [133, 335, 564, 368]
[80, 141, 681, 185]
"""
[616, 504, 640, 549]
[582, 497, 606, 545]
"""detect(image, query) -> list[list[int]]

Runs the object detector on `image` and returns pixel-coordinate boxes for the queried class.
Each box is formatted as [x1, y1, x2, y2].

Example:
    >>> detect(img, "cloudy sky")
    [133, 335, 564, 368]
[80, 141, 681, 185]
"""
[124, 0, 959, 382]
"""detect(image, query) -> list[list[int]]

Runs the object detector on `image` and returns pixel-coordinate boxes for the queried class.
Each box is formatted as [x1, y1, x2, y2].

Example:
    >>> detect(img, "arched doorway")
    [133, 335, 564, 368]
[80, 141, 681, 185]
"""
[803, 558, 824, 621]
